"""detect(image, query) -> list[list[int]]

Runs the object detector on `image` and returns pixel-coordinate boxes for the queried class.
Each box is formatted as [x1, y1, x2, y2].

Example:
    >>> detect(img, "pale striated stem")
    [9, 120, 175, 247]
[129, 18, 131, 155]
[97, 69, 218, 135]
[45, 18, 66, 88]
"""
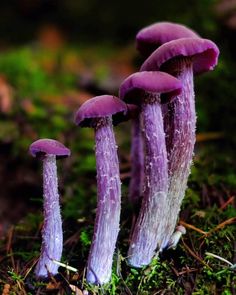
[35, 155, 63, 278]
[128, 96, 168, 267]
[128, 115, 144, 206]
[161, 58, 196, 249]
[86, 117, 121, 285]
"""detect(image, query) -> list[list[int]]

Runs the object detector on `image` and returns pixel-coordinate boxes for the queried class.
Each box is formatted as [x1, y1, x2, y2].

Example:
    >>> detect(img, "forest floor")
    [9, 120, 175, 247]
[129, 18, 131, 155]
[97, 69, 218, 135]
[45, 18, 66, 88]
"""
[0, 43, 235, 294]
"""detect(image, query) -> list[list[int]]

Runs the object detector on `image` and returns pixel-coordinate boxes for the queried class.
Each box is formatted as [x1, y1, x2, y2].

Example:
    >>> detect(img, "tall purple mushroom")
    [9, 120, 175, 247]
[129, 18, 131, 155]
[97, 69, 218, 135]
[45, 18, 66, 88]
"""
[75, 95, 127, 284]
[136, 21, 199, 58]
[29, 138, 70, 278]
[120, 71, 182, 267]
[127, 21, 199, 207]
[141, 38, 219, 249]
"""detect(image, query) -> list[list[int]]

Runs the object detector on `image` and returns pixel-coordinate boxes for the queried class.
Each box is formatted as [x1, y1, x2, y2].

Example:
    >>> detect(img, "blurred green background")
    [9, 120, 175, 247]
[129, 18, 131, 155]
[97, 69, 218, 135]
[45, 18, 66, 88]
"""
[0, 0, 235, 136]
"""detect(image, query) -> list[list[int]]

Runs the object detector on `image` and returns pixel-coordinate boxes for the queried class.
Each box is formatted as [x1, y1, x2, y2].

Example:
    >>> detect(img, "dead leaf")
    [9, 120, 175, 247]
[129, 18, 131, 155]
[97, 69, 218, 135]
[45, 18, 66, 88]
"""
[0, 76, 13, 114]
[196, 132, 223, 142]
[46, 281, 61, 291]
[69, 285, 83, 295]
[37, 24, 65, 50]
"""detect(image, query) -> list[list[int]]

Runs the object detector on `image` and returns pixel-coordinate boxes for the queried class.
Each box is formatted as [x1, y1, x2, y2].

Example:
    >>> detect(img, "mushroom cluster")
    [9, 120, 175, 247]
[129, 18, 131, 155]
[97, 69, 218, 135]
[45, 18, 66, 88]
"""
[139, 26, 219, 253]
[120, 71, 182, 267]
[29, 21, 219, 285]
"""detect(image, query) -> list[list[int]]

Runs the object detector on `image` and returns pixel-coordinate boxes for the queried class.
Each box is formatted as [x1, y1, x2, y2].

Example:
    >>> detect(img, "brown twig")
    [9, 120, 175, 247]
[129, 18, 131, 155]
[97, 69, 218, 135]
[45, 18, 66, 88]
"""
[201, 217, 236, 238]
[6, 226, 14, 254]
[220, 196, 235, 210]
[179, 220, 207, 235]
[22, 258, 38, 280]
[6, 226, 15, 270]
[182, 239, 212, 270]
[178, 267, 198, 276]
[196, 132, 224, 142]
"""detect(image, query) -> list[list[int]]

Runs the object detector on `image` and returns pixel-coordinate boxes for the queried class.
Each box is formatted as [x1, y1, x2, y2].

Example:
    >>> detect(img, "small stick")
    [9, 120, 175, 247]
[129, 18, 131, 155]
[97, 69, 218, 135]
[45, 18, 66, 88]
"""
[179, 220, 207, 235]
[178, 267, 198, 275]
[205, 252, 233, 266]
[6, 226, 14, 254]
[196, 132, 224, 142]
[182, 239, 212, 269]
[201, 217, 236, 238]
[220, 196, 235, 210]
[52, 260, 78, 272]
[23, 258, 39, 280]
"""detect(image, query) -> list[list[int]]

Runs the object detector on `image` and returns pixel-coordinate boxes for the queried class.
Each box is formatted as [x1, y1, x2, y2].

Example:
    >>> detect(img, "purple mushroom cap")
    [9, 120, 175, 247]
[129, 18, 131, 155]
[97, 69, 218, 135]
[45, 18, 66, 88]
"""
[176, 225, 186, 235]
[74, 95, 127, 127]
[119, 71, 182, 105]
[29, 139, 71, 159]
[141, 38, 219, 75]
[136, 22, 199, 57]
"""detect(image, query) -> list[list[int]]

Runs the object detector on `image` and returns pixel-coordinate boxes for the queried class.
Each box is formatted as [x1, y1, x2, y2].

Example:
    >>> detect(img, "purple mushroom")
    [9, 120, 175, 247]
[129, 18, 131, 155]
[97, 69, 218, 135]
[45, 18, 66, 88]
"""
[120, 71, 182, 267]
[75, 95, 127, 285]
[124, 104, 144, 208]
[141, 38, 219, 249]
[128, 108, 143, 207]
[127, 21, 198, 207]
[29, 138, 70, 278]
[136, 21, 199, 58]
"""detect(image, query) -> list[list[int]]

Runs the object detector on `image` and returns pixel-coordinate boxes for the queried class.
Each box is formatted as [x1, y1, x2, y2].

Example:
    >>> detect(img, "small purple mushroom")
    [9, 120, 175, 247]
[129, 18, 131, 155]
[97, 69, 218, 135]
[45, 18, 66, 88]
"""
[166, 225, 186, 250]
[75, 95, 127, 285]
[120, 71, 182, 267]
[29, 138, 70, 279]
[136, 21, 199, 57]
[141, 38, 219, 249]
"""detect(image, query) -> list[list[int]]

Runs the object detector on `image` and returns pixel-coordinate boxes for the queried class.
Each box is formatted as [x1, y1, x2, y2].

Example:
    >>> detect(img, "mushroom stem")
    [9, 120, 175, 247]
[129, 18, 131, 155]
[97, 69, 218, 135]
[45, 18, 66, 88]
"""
[128, 95, 168, 267]
[129, 115, 144, 208]
[86, 117, 121, 285]
[35, 154, 63, 278]
[161, 57, 196, 249]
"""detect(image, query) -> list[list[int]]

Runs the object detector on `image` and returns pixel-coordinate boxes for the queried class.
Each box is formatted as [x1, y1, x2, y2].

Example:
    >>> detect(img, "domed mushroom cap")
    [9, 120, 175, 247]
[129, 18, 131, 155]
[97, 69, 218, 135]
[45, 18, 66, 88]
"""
[136, 22, 199, 57]
[29, 139, 71, 159]
[119, 71, 182, 105]
[75, 95, 127, 127]
[141, 38, 219, 75]
[176, 225, 186, 235]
